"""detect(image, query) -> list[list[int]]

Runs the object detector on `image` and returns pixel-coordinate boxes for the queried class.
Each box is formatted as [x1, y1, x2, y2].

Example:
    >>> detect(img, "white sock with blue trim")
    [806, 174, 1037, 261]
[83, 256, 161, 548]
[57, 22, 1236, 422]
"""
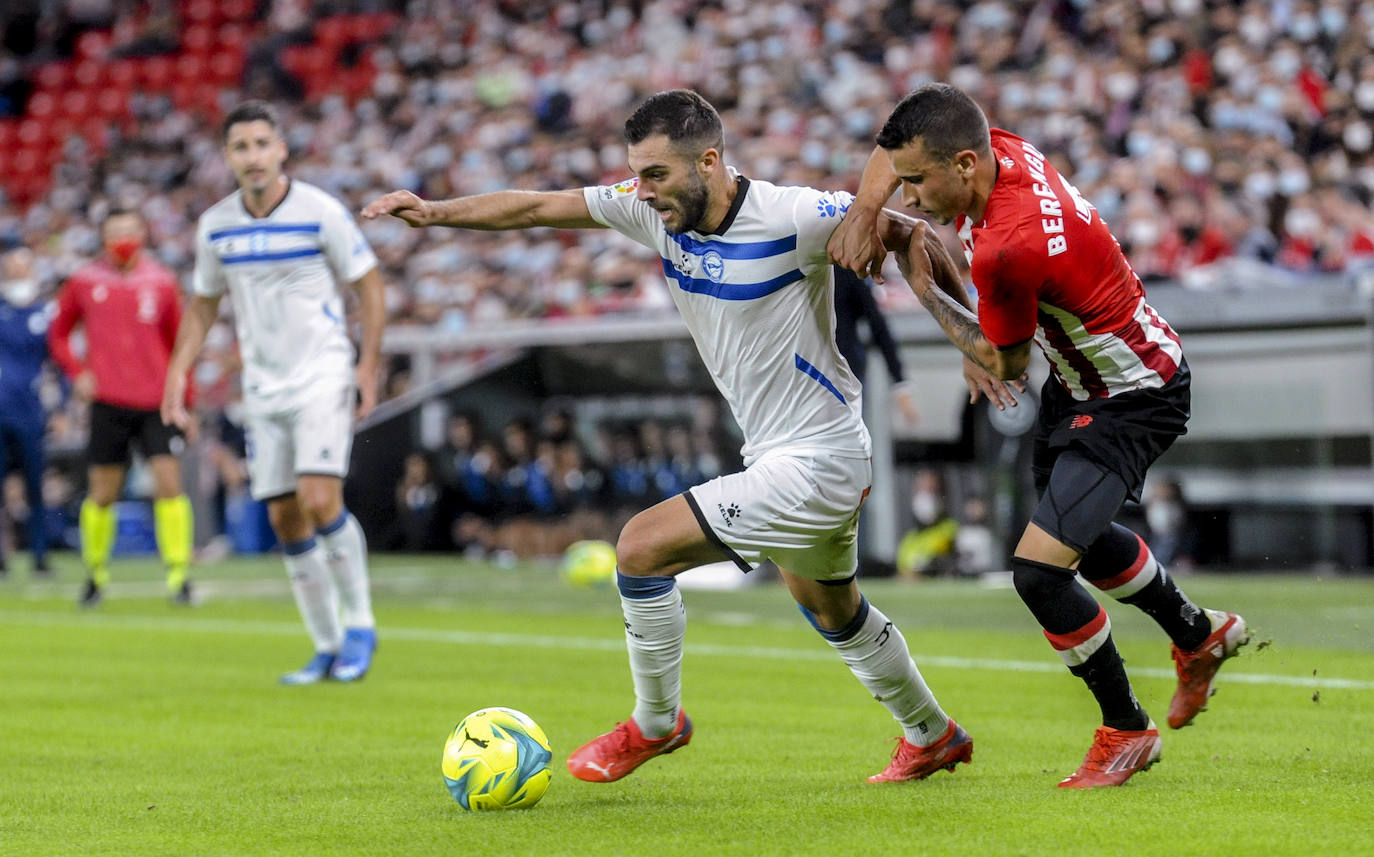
[283, 538, 342, 653]
[818, 598, 949, 746]
[618, 571, 686, 739]
[318, 510, 374, 629]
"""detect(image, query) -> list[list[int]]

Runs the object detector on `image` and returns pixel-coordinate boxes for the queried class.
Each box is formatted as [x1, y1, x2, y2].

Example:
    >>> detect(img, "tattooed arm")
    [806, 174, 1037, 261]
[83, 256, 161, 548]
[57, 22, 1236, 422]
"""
[874, 210, 1028, 403]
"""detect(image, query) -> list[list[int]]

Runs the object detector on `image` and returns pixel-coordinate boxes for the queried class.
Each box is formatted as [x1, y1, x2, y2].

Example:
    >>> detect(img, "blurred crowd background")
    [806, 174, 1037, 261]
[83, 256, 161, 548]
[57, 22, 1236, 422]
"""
[2, 0, 1373, 567]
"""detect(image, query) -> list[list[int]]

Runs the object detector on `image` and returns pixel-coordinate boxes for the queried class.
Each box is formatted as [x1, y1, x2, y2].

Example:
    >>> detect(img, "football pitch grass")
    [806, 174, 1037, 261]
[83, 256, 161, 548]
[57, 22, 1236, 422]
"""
[1, 555, 1371, 857]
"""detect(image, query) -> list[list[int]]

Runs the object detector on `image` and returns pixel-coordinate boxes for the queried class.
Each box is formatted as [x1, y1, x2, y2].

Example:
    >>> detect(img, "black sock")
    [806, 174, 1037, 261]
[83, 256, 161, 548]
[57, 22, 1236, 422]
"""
[1080, 523, 1211, 651]
[1069, 639, 1150, 731]
[1012, 556, 1149, 730]
[1122, 574, 1210, 651]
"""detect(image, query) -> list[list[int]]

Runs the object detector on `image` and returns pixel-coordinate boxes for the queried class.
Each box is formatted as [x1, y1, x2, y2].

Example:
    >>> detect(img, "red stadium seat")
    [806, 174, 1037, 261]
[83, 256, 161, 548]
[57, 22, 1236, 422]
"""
[174, 53, 208, 84]
[0, 120, 17, 148]
[74, 30, 112, 61]
[26, 91, 56, 119]
[73, 60, 102, 89]
[217, 23, 251, 57]
[221, 0, 255, 22]
[16, 118, 51, 147]
[184, 0, 218, 25]
[94, 88, 131, 120]
[182, 24, 215, 57]
[48, 116, 79, 149]
[315, 16, 352, 52]
[8, 147, 48, 178]
[141, 55, 175, 91]
[107, 59, 138, 89]
[57, 90, 92, 119]
[33, 62, 72, 92]
[207, 52, 244, 86]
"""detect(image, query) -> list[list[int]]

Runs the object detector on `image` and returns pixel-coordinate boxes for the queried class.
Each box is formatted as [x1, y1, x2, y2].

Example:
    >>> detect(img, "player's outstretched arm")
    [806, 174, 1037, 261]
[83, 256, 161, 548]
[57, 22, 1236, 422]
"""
[161, 294, 220, 433]
[361, 188, 601, 231]
[828, 147, 901, 282]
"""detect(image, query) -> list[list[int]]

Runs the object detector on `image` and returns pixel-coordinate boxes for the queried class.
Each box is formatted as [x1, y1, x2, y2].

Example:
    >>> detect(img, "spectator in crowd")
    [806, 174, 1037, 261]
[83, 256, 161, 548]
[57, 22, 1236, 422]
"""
[391, 450, 442, 552]
[1143, 476, 1201, 569]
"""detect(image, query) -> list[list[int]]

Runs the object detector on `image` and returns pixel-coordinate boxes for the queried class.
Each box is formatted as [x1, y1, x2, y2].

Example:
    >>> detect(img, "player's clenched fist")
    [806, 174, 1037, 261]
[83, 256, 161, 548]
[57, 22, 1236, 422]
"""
[361, 189, 432, 226]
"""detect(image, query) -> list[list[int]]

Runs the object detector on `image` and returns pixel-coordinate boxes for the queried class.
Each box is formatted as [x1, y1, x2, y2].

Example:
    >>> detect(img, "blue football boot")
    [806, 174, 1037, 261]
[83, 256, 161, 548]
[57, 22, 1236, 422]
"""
[279, 651, 336, 685]
[329, 628, 377, 682]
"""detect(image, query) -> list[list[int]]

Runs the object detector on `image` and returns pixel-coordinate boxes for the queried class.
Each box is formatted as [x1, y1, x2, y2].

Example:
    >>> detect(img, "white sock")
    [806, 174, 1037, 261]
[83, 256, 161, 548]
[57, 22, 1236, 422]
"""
[318, 511, 374, 629]
[618, 573, 686, 739]
[823, 598, 949, 746]
[283, 538, 342, 653]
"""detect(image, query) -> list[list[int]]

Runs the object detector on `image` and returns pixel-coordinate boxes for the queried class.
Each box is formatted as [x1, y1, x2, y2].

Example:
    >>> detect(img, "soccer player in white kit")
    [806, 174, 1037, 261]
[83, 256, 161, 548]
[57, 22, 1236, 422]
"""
[162, 101, 386, 685]
[365, 90, 1003, 783]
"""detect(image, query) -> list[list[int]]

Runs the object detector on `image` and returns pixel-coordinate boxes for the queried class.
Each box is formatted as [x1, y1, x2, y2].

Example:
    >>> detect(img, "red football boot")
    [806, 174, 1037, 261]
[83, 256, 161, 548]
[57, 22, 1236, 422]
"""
[868, 719, 973, 783]
[567, 710, 693, 783]
[1168, 611, 1250, 729]
[1058, 722, 1161, 788]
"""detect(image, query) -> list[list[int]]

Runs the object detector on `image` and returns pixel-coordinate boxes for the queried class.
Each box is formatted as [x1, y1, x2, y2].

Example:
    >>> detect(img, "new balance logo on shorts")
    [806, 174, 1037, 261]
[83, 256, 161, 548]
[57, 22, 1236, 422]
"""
[1069, 415, 1094, 429]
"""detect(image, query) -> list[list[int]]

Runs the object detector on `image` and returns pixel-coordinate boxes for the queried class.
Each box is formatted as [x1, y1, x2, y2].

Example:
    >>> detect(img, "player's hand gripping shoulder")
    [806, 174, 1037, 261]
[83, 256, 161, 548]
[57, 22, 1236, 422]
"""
[827, 203, 888, 283]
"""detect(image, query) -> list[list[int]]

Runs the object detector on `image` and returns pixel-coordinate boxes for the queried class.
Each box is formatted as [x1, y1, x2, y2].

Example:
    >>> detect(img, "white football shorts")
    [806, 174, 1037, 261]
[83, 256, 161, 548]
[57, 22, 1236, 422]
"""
[685, 447, 872, 582]
[244, 385, 355, 501]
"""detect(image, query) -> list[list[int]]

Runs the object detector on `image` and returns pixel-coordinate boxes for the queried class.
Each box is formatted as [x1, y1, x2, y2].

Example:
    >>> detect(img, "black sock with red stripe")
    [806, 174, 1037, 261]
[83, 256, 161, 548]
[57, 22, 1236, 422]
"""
[1079, 523, 1211, 651]
[1068, 639, 1151, 731]
[1012, 556, 1149, 731]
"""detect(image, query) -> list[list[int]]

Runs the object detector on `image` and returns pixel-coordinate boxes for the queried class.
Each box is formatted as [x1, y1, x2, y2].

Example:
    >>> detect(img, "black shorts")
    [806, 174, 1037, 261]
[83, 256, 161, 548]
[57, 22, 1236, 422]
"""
[1031, 358, 1190, 504]
[87, 401, 183, 467]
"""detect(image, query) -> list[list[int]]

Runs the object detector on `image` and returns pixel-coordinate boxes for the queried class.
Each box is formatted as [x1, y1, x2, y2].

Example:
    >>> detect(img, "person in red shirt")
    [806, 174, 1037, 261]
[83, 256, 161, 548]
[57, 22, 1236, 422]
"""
[49, 208, 195, 607]
[832, 83, 1248, 789]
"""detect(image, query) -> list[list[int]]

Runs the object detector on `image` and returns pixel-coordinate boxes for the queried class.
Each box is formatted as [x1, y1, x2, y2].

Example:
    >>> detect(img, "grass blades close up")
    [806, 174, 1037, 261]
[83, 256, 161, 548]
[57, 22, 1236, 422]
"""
[1, 555, 1371, 857]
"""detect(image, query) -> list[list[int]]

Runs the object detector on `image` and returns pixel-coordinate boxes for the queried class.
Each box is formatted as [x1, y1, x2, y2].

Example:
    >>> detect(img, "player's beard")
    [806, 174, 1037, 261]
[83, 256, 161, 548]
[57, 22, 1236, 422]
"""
[665, 173, 710, 235]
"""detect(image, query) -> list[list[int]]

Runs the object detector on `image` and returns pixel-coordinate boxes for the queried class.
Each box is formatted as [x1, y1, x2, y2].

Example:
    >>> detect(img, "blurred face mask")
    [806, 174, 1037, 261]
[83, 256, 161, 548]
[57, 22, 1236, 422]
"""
[106, 237, 142, 267]
[1, 278, 38, 306]
[911, 492, 943, 526]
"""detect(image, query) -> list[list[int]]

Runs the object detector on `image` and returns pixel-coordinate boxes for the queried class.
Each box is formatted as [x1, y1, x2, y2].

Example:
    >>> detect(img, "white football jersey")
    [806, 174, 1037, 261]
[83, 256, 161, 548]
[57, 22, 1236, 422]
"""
[193, 180, 377, 411]
[584, 171, 870, 465]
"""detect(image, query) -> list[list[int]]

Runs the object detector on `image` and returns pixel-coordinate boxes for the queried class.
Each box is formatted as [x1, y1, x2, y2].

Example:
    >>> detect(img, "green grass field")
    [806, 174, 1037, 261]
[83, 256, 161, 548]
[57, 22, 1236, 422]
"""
[1, 554, 1371, 857]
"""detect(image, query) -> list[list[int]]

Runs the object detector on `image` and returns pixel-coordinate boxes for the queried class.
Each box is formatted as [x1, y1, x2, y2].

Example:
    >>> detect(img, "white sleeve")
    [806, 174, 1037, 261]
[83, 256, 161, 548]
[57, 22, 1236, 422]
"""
[320, 195, 378, 284]
[582, 179, 663, 251]
[792, 187, 854, 272]
[192, 217, 226, 297]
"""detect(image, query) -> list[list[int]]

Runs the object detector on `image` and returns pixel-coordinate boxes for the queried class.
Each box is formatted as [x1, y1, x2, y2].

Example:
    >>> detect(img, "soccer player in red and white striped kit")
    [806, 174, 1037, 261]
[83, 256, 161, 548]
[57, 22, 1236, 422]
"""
[833, 83, 1248, 788]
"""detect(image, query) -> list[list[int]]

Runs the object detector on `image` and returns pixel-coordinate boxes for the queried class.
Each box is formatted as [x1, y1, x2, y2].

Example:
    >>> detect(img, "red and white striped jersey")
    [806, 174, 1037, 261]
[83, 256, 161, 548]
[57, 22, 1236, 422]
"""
[957, 129, 1182, 400]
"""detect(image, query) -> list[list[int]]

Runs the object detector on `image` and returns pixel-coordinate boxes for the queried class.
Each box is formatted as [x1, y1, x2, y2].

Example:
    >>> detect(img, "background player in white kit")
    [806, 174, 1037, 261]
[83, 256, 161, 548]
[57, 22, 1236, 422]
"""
[162, 101, 386, 685]
[366, 89, 1012, 784]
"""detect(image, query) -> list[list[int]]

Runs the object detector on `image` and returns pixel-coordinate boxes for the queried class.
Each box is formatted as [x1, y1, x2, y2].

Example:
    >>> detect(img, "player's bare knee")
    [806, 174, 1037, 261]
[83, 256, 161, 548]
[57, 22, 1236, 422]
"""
[267, 499, 311, 543]
[296, 490, 341, 530]
[613, 524, 659, 577]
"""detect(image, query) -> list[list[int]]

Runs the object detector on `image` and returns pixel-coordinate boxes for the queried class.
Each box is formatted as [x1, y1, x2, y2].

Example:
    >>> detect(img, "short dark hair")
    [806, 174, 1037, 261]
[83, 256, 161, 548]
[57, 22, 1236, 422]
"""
[101, 206, 145, 231]
[624, 89, 724, 158]
[875, 83, 990, 161]
[222, 100, 282, 141]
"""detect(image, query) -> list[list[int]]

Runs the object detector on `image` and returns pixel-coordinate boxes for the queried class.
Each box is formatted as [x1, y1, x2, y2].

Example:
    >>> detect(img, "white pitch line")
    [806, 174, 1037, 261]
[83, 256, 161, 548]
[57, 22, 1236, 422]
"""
[2, 609, 1371, 691]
